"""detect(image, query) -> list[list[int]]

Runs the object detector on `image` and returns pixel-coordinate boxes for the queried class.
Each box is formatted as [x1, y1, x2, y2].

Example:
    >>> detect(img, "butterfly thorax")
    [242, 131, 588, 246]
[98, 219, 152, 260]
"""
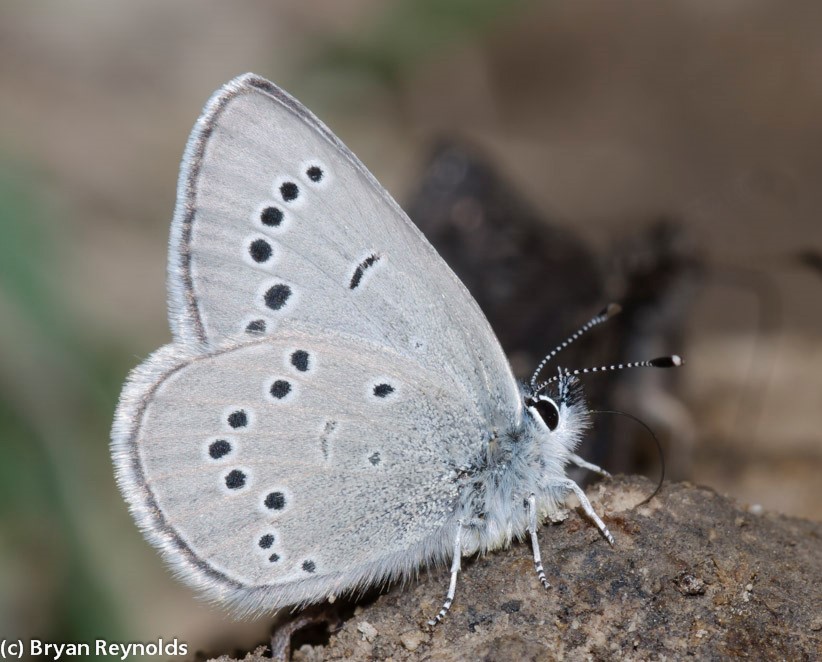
[453, 381, 590, 555]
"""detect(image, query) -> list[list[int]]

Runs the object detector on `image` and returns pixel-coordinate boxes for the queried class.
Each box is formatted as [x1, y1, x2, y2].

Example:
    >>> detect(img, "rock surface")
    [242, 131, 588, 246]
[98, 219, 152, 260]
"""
[205, 475, 820, 661]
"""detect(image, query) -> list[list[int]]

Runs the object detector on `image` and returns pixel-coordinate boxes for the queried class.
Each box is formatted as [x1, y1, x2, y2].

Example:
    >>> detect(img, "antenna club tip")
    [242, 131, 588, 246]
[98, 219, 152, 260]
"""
[603, 303, 622, 318]
[650, 355, 684, 368]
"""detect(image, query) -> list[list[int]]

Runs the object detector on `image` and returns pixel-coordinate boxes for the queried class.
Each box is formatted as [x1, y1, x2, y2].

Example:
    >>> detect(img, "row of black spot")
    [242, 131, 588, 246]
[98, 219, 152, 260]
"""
[220, 380, 394, 407]
[207, 344, 393, 571]
[207, 443, 288, 512]
[255, 534, 315, 572]
[213, 409, 292, 499]
[242, 162, 384, 335]
[265, 379, 394, 401]
[188, 464, 311, 570]
[243, 164, 326, 333]
[258, 532, 279, 563]
[269, 350, 310, 400]
[208, 409, 283, 564]
[260, 165, 324, 228]
[211, 395, 301, 567]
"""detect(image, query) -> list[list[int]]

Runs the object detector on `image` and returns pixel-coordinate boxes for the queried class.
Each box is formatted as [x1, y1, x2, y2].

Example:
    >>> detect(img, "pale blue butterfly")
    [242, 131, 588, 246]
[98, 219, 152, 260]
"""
[111, 74, 680, 624]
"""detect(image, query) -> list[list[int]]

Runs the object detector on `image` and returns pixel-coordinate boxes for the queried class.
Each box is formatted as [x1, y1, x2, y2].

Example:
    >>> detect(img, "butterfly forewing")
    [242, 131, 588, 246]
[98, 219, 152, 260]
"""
[168, 75, 520, 427]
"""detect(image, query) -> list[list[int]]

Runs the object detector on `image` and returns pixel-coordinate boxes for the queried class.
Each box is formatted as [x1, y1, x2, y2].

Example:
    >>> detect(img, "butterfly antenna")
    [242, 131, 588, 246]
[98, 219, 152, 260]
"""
[589, 409, 665, 507]
[529, 303, 623, 389]
[533, 355, 683, 394]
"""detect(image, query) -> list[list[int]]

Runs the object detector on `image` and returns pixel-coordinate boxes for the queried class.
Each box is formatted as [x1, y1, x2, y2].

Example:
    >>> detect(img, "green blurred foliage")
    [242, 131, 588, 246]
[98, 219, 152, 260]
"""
[0, 162, 124, 647]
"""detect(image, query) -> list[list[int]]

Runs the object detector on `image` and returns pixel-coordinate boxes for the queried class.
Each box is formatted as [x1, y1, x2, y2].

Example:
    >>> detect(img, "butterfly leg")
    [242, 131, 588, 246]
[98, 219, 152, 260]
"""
[527, 494, 550, 589]
[562, 479, 615, 545]
[568, 453, 611, 478]
[427, 521, 463, 627]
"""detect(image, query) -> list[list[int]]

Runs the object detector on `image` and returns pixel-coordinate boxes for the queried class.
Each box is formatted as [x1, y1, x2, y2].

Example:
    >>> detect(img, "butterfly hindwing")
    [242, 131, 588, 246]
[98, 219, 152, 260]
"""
[167, 74, 520, 429]
[112, 328, 484, 612]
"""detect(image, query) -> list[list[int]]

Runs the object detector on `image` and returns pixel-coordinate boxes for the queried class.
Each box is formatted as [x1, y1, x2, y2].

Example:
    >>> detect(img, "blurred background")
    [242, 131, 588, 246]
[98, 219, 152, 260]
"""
[1, 0, 820, 658]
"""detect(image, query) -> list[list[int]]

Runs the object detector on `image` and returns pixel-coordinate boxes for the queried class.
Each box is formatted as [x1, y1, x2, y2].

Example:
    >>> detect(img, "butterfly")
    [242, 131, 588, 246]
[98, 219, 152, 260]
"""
[111, 74, 679, 625]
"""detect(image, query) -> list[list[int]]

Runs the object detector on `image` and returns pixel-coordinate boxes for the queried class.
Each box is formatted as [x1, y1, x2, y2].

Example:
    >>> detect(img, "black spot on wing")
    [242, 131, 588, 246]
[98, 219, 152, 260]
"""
[349, 254, 381, 290]
[261, 206, 283, 227]
[249, 238, 273, 263]
[227, 410, 248, 428]
[225, 470, 246, 490]
[269, 379, 292, 399]
[373, 383, 394, 398]
[264, 284, 291, 310]
[264, 492, 286, 510]
[290, 350, 309, 372]
[280, 182, 299, 202]
[306, 165, 323, 182]
[209, 439, 231, 459]
[246, 319, 266, 334]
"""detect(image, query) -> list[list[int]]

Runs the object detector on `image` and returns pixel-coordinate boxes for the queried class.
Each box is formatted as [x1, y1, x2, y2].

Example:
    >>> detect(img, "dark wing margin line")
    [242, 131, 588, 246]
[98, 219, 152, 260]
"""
[117, 336, 312, 592]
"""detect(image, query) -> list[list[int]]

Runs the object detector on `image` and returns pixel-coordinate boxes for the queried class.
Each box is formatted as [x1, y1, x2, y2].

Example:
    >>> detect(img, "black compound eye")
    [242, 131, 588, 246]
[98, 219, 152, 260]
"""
[528, 396, 560, 431]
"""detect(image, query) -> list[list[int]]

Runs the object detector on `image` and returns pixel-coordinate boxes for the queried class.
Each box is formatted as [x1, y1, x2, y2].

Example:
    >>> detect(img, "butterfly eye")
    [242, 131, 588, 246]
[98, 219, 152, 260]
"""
[527, 396, 560, 432]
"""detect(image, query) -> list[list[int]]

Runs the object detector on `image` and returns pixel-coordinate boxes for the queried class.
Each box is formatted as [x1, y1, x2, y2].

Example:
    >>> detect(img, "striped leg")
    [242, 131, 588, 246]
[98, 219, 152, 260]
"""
[562, 479, 615, 545]
[527, 494, 550, 589]
[568, 452, 611, 478]
[427, 522, 463, 626]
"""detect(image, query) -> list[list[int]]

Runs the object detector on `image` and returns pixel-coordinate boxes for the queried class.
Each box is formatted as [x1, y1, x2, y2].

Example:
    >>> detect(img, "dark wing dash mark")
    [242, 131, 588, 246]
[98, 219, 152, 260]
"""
[349, 254, 381, 290]
[320, 420, 337, 460]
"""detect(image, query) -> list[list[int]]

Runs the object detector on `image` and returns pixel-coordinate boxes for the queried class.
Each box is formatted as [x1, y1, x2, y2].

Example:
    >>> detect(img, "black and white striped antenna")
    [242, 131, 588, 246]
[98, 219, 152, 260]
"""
[533, 355, 683, 395]
[529, 303, 622, 389]
[530, 303, 683, 395]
